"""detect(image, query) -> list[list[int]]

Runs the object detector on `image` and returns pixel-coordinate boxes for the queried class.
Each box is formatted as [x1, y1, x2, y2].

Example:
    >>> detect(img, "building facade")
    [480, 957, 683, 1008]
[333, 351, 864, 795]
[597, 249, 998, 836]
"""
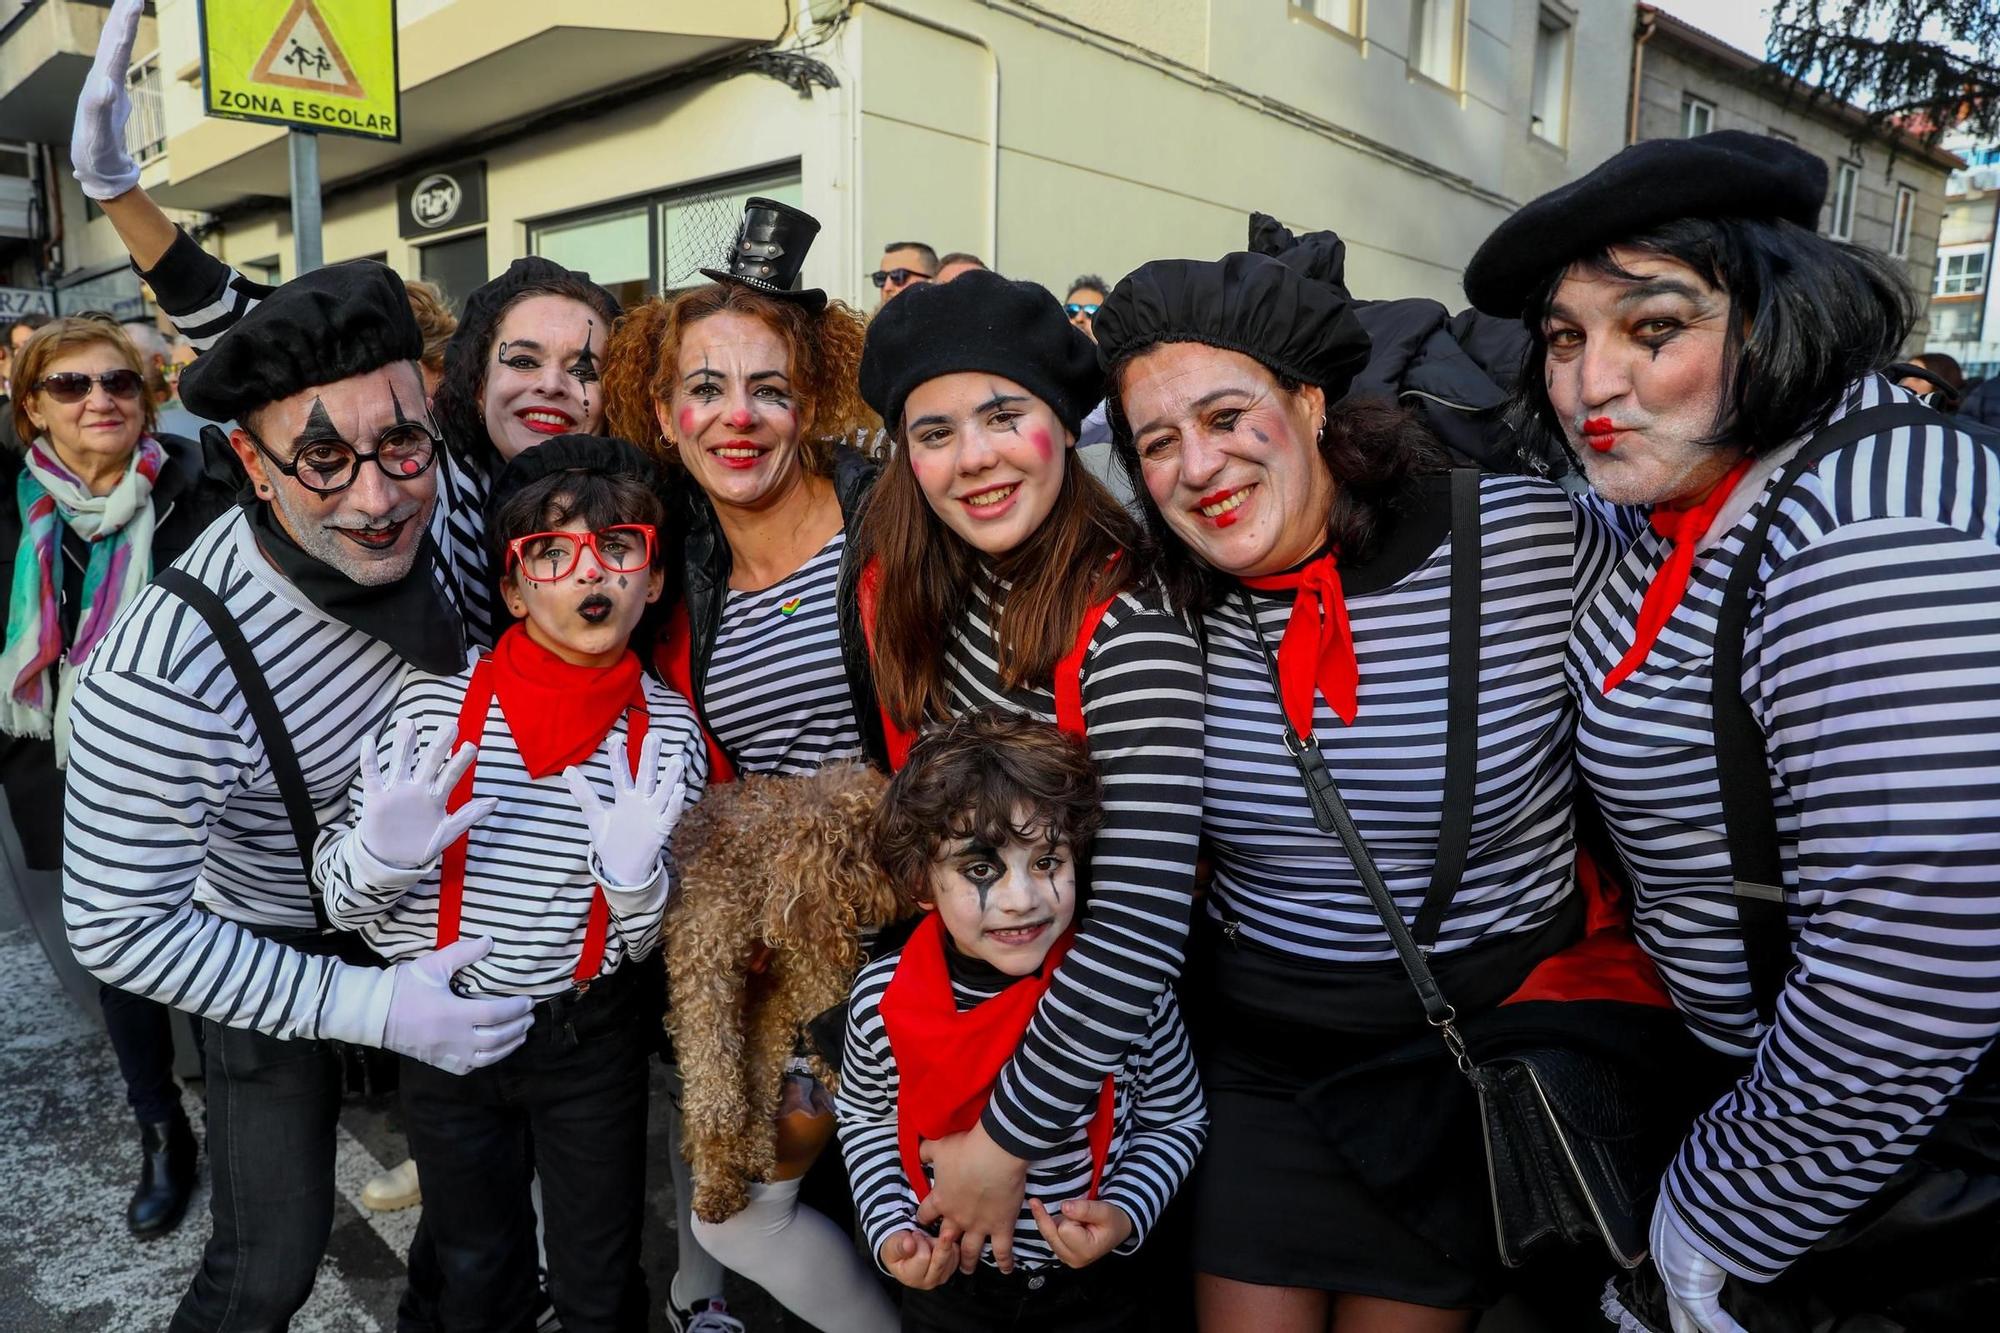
[1925, 138, 1999, 380]
[4, 0, 1640, 319]
[1630, 5, 1959, 354]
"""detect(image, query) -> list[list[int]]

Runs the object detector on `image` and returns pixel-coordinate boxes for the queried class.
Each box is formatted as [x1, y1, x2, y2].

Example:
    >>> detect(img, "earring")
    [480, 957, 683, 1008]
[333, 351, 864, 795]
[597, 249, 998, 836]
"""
[256, 484, 273, 498]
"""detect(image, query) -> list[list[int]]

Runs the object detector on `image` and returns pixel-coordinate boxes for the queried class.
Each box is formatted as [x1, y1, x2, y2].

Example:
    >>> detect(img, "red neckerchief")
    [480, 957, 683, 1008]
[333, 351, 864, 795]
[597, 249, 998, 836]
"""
[1241, 552, 1357, 737]
[655, 603, 737, 784]
[1602, 456, 1758, 693]
[878, 913, 1115, 1202]
[492, 623, 643, 779]
[436, 638, 648, 986]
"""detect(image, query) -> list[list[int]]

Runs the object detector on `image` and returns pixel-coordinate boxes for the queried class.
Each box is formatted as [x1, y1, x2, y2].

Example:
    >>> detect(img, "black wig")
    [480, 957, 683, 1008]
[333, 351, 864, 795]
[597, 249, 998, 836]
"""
[1510, 216, 1917, 465]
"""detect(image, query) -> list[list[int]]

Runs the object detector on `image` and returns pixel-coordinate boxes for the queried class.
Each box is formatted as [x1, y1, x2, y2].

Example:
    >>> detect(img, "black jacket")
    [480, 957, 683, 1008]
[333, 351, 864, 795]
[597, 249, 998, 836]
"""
[1349, 297, 1539, 472]
[674, 445, 890, 774]
[0, 431, 240, 868]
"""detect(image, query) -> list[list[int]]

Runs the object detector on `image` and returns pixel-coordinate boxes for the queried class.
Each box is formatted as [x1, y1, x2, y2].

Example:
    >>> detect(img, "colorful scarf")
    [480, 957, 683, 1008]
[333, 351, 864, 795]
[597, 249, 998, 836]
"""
[0, 437, 163, 760]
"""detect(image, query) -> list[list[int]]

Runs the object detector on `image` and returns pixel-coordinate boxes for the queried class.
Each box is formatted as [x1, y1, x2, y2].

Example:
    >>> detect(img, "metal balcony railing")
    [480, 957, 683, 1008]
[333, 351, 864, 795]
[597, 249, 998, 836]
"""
[126, 54, 166, 166]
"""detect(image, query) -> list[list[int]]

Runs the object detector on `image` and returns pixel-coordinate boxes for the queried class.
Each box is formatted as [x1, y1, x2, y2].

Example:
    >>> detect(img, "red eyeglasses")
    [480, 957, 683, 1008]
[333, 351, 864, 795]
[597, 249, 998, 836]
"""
[505, 524, 657, 583]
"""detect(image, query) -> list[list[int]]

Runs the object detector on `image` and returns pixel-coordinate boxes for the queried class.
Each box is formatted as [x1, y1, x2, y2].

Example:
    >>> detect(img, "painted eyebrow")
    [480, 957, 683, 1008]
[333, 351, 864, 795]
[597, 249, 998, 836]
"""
[292, 398, 343, 446]
[1132, 386, 1253, 438]
[1616, 278, 1706, 307]
[976, 393, 1029, 415]
[498, 339, 545, 354]
[746, 369, 791, 384]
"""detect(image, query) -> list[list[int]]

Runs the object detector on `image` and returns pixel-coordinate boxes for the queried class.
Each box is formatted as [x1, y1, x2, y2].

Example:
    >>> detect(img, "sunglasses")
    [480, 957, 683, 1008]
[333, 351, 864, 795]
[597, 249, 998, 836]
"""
[1065, 303, 1101, 318]
[870, 268, 935, 289]
[506, 524, 657, 583]
[35, 369, 145, 403]
[243, 422, 441, 495]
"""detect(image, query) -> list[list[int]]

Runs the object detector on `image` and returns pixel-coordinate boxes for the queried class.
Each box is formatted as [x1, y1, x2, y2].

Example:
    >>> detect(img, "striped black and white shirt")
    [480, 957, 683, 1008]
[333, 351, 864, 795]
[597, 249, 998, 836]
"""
[62, 510, 409, 1044]
[836, 945, 1206, 1271]
[937, 578, 1206, 1158]
[1202, 474, 1628, 962]
[313, 658, 709, 999]
[1571, 376, 2000, 1282]
[702, 531, 864, 776]
[141, 229, 500, 646]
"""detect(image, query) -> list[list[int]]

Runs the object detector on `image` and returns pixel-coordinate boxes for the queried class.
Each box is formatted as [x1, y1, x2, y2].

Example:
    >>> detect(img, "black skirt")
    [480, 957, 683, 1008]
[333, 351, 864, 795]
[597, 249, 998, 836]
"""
[1182, 898, 1581, 1309]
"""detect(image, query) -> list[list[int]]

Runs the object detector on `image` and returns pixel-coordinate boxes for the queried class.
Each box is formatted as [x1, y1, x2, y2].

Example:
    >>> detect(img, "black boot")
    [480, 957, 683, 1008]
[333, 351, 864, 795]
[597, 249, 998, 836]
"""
[127, 1112, 196, 1237]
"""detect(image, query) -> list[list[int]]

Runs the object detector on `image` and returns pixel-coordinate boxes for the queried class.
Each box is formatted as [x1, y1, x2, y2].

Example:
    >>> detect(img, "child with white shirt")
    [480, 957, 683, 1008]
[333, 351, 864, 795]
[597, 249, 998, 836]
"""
[836, 710, 1205, 1332]
[315, 435, 706, 1332]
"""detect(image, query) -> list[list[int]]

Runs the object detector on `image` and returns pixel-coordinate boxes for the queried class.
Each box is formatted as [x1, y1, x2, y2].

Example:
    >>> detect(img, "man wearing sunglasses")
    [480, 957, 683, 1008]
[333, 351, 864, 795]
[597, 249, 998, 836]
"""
[61, 261, 535, 1333]
[873, 240, 939, 307]
[1062, 275, 1108, 343]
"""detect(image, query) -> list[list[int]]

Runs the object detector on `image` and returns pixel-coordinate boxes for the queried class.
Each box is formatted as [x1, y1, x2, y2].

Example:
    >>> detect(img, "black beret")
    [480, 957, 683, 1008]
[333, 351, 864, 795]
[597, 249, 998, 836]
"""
[1463, 130, 1829, 318]
[178, 261, 421, 422]
[859, 269, 1103, 437]
[484, 433, 659, 538]
[1093, 243, 1372, 400]
[453, 256, 620, 362]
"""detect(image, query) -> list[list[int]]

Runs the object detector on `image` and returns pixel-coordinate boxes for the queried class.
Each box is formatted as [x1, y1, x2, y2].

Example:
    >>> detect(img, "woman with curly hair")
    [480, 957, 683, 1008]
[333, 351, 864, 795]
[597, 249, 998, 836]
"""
[847, 269, 1206, 1295]
[602, 198, 898, 1333]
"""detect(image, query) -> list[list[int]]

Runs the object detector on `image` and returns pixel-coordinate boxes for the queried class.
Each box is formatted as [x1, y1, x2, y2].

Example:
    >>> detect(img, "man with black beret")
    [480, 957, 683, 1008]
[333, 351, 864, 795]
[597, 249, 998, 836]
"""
[1466, 131, 2000, 1332]
[61, 260, 536, 1332]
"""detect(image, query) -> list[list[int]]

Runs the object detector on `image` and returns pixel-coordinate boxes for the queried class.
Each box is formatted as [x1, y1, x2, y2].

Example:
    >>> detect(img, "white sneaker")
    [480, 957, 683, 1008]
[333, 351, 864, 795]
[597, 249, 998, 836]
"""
[359, 1158, 421, 1212]
[675, 1300, 744, 1333]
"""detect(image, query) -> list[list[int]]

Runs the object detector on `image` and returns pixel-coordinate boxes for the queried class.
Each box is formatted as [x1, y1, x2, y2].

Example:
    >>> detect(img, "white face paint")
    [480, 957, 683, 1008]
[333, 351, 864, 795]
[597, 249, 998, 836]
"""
[482, 294, 608, 459]
[500, 513, 665, 668]
[923, 806, 1078, 977]
[1540, 247, 1744, 506]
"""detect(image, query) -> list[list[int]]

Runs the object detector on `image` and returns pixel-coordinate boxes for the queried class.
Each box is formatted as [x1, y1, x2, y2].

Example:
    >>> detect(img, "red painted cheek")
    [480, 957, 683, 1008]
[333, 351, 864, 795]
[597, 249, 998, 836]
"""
[1029, 427, 1052, 463]
[677, 407, 698, 438]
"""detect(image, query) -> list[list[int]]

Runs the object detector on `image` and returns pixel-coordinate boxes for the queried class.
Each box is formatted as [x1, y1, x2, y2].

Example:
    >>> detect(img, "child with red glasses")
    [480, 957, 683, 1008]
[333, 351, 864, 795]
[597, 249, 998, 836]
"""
[314, 434, 707, 1332]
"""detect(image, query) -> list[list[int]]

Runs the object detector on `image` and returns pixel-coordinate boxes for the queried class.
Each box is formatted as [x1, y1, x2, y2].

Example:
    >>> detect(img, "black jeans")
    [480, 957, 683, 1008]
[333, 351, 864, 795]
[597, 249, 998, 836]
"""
[398, 967, 654, 1333]
[170, 1017, 345, 1333]
[901, 1257, 1143, 1333]
[100, 981, 184, 1123]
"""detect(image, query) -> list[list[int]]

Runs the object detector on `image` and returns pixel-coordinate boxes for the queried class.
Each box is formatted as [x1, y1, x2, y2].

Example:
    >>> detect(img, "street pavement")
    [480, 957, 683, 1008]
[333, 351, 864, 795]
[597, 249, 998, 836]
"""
[0, 899, 793, 1332]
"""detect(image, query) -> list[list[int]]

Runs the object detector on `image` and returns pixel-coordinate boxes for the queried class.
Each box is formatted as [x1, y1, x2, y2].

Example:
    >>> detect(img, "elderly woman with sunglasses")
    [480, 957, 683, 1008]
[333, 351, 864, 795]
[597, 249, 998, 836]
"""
[0, 313, 234, 1238]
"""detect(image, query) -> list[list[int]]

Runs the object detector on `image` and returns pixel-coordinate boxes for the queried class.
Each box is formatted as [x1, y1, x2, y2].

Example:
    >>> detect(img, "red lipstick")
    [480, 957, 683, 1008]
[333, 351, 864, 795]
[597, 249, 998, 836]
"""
[1582, 416, 1618, 453]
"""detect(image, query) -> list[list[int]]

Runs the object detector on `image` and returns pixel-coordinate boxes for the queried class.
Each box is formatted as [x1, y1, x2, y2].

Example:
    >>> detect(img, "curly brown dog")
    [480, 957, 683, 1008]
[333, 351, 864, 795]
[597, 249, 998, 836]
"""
[664, 762, 914, 1223]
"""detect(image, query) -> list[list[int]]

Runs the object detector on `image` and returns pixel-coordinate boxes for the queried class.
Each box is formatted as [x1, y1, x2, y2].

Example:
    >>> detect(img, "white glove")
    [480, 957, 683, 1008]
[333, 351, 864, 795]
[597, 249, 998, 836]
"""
[72, 0, 145, 200]
[562, 731, 686, 894]
[382, 936, 534, 1075]
[356, 719, 496, 870]
[1651, 1202, 1748, 1333]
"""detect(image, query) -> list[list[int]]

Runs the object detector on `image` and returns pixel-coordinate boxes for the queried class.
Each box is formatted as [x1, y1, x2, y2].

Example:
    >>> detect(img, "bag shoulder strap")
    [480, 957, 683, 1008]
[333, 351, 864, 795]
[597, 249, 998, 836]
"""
[1711, 400, 1949, 1021]
[1237, 467, 1484, 1027]
[1414, 467, 1483, 946]
[154, 566, 328, 932]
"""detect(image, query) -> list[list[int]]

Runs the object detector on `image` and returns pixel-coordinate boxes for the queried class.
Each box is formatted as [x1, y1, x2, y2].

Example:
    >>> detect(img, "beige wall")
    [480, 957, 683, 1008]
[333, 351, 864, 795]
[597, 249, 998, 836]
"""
[851, 0, 1635, 310]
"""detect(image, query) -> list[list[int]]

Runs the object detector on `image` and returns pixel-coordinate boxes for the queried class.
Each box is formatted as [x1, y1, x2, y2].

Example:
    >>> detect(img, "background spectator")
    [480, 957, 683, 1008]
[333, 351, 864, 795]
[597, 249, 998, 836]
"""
[873, 240, 937, 305]
[1064, 274, 1108, 342]
[936, 252, 987, 282]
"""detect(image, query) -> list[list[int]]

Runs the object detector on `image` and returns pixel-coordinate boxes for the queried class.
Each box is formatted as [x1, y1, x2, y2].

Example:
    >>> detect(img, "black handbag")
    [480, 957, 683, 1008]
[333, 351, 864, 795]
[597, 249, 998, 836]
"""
[1242, 468, 1655, 1270]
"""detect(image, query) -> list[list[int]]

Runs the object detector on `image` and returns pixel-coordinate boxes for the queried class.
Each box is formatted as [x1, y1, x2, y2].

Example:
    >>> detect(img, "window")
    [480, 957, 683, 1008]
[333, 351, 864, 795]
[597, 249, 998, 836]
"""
[0, 143, 33, 178]
[1299, 0, 1360, 35]
[1936, 250, 1987, 296]
[1829, 160, 1859, 241]
[418, 231, 489, 317]
[1529, 10, 1571, 145]
[528, 168, 804, 310]
[1890, 185, 1916, 259]
[1681, 95, 1714, 138]
[1411, 0, 1462, 88]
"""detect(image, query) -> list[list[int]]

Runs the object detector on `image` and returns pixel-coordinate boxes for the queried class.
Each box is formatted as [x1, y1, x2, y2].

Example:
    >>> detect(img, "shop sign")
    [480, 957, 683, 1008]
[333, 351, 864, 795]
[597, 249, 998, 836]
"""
[198, 0, 401, 142]
[397, 162, 488, 238]
[0, 287, 54, 319]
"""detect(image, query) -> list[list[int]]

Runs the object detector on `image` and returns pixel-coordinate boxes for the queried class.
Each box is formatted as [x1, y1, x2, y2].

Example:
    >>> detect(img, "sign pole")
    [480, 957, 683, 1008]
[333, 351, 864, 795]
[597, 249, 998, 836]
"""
[288, 128, 324, 274]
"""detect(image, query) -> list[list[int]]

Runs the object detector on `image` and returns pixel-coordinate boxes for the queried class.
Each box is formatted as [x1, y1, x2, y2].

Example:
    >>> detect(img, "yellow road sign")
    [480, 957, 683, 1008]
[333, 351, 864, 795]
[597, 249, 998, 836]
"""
[198, 0, 400, 142]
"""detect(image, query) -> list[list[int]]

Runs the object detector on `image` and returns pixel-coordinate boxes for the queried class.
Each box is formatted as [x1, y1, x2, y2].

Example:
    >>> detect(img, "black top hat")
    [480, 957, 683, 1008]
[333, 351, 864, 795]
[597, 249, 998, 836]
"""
[699, 197, 827, 313]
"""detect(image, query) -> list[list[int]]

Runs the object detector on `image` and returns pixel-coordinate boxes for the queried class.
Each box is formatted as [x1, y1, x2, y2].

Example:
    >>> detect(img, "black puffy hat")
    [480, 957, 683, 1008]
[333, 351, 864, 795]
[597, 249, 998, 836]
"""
[700, 197, 827, 314]
[179, 260, 421, 421]
[484, 433, 660, 543]
[859, 268, 1103, 437]
[1093, 237, 1372, 401]
[1463, 130, 1829, 318]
